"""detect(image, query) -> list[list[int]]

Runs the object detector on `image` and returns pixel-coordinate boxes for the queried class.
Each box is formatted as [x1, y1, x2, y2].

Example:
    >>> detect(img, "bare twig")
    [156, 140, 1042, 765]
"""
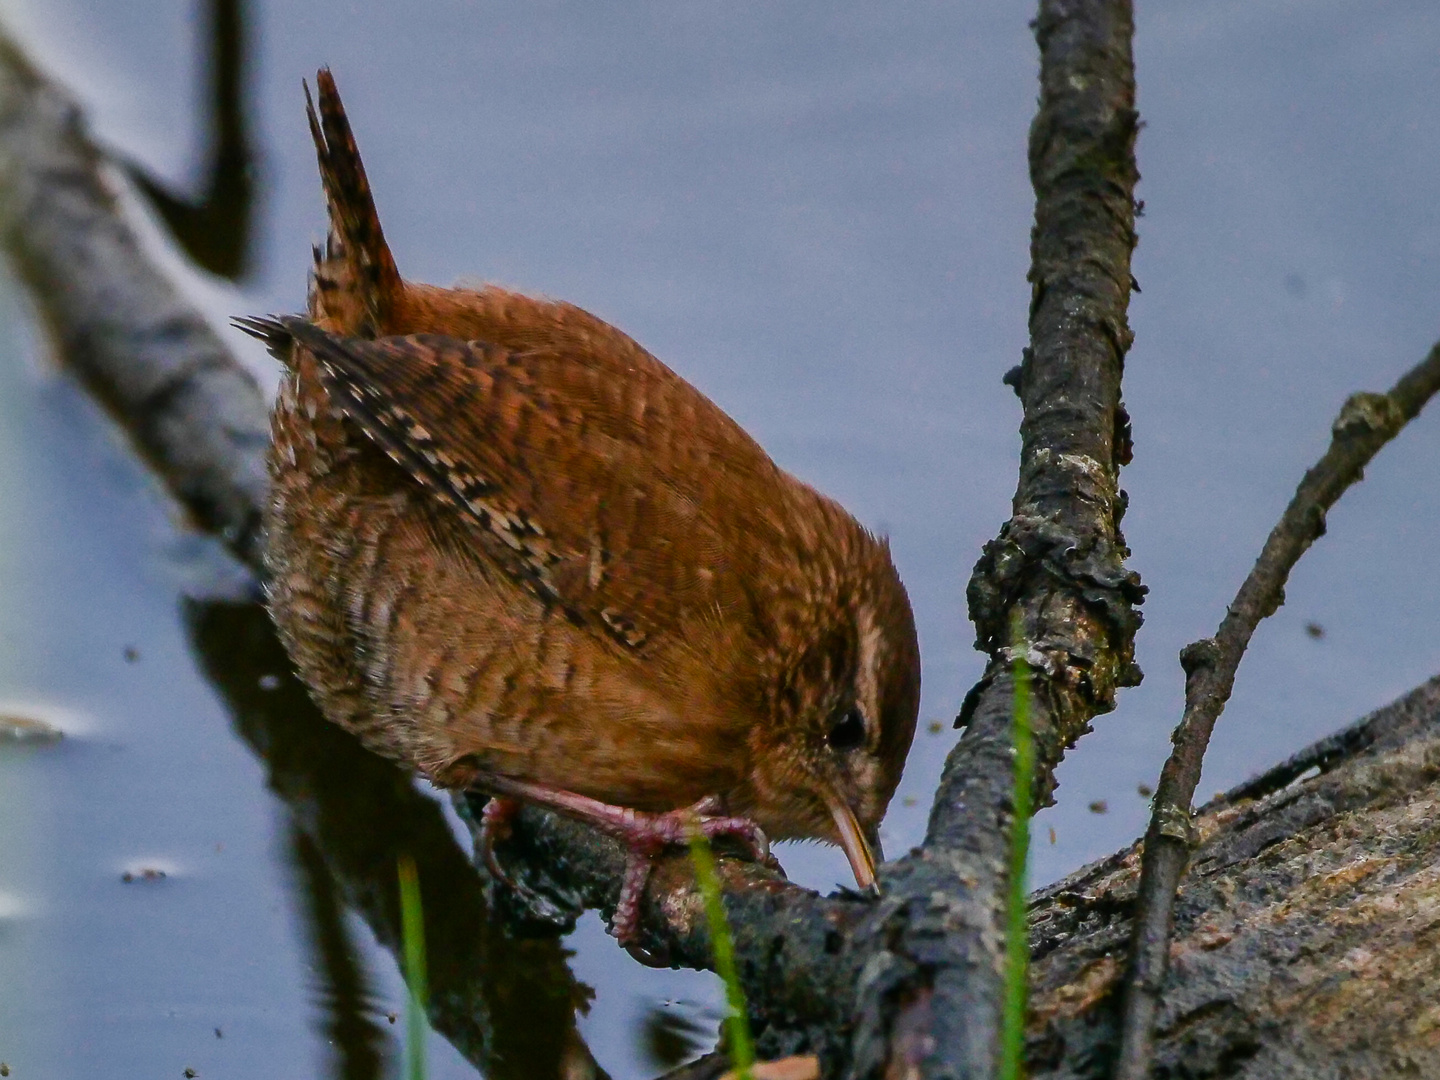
[655, 1055, 820, 1080]
[1113, 341, 1440, 1080]
[652, 1051, 732, 1080]
[1031, 672, 1440, 1076]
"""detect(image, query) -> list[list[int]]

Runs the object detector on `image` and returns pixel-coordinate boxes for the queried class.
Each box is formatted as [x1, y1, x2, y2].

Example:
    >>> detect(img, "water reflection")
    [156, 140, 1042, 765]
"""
[185, 597, 611, 1079]
[124, 0, 256, 280]
[637, 1001, 715, 1074]
[289, 825, 392, 1080]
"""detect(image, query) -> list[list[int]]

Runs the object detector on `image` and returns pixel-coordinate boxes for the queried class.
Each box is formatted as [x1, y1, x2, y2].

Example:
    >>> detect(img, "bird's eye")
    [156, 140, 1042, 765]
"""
[827, 708, 867, 752]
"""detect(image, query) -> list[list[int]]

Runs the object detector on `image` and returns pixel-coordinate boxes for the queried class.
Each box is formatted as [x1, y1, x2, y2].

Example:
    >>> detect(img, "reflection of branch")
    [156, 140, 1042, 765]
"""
[186, 599, 609, 1080]
[125, 0, 257, 280]
[1114, 343, 1440, 1079]
[289, 824, 391, 1080]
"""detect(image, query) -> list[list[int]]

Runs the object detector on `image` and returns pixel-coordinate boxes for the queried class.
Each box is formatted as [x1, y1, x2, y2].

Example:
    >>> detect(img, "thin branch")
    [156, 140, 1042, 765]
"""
[651, 1051, 732, 1080]
[1113, 341, 1440, 1080]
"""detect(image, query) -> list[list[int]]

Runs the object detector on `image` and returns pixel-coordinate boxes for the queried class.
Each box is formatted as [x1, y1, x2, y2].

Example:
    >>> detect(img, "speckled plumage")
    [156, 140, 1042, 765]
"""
[245, 70, 920, 908]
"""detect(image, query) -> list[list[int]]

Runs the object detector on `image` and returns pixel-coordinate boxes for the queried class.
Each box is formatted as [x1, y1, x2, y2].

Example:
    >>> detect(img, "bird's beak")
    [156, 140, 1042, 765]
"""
[826, 792, 879, 894]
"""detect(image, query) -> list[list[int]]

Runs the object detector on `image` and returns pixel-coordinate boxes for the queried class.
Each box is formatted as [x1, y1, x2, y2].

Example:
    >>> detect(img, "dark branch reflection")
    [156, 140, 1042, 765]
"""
[185, 597, 610, 1079]
[639, 1003, 713, 1074]
[126, 0, 256, 279]
[290, 824, 393, 1080]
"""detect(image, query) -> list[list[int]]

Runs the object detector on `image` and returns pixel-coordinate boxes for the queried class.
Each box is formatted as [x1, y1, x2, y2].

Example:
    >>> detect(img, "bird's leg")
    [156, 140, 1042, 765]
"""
[471, 776, 770, 944]
[570, 793, 773, 946]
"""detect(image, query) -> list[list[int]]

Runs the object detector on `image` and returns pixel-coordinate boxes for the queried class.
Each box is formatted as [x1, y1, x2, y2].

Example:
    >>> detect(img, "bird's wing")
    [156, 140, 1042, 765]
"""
[241, 316, 786, 654]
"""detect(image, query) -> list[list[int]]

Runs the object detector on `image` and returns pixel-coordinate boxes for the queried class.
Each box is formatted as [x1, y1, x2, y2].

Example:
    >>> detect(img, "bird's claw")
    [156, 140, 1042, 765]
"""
[467, 779, 775, 946]
[605, 799, 773, 946]
[476, 795, 575, 926]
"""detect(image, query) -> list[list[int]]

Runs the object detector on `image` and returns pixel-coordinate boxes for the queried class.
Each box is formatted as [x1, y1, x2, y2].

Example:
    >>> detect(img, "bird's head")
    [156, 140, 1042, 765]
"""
[745, 529, 920, 890]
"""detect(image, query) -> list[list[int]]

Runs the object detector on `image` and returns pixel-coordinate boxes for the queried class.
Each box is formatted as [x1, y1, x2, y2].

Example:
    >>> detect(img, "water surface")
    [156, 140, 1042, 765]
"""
[2, 1, 1438, 1076]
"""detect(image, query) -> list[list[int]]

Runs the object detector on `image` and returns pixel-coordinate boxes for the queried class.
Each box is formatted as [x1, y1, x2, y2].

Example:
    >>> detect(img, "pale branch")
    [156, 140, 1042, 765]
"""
[1113, 341, 1440, 1080]
[0, 35, 269, 564]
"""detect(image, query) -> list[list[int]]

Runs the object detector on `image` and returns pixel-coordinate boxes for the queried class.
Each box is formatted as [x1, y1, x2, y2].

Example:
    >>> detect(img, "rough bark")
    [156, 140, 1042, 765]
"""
[868, 0, 1144, 1073]
[1030, 674, 1440, 1078]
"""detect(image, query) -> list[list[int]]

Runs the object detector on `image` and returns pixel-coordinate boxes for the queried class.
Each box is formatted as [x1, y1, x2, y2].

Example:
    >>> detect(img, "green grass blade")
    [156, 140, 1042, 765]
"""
[398, 854, 429, 1080]
[687, 823, 755, 1080]
[999, 625, 1035, 1080]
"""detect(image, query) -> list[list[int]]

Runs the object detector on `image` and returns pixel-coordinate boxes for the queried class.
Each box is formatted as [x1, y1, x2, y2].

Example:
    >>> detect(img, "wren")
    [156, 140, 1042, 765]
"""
[239, 70, 921, 942]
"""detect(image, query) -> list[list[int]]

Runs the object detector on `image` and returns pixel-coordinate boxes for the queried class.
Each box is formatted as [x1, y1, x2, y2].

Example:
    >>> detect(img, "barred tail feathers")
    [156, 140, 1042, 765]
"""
[305, 68, 402, 335]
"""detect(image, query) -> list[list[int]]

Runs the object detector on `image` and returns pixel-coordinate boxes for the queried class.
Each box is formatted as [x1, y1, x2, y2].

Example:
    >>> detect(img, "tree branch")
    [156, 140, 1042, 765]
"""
[1033, 673, 1440, 1077]
[1113, 341, 1440, 1079]
[0, 35, 268, 564]
[842, 0, 1143, 1074]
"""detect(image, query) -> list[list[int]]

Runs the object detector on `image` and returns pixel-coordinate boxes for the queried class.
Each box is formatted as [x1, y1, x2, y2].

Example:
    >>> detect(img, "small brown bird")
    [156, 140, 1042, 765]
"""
[240, 70, 920, 941]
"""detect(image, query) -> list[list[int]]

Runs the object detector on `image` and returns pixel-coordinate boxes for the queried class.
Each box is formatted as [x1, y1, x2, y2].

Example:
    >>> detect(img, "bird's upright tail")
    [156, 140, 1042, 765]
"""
[305, 68, 402, 337]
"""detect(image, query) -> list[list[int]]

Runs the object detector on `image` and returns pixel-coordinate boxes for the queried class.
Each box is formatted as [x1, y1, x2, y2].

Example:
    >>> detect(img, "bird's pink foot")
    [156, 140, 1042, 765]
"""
[605, 798, 770, 945]
[472, 777, 769, 945]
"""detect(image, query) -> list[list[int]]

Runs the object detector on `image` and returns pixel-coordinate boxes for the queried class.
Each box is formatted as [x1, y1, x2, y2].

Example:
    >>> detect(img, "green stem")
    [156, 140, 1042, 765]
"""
[687, 823, 755, 1080]
[1000, 626, 1034, 1080]
[398, 854, 429, 1080]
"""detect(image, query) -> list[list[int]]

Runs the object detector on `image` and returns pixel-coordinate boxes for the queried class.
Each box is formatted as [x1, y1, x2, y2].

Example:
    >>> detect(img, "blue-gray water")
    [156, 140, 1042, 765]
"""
[2, 1, 1438, 1076]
